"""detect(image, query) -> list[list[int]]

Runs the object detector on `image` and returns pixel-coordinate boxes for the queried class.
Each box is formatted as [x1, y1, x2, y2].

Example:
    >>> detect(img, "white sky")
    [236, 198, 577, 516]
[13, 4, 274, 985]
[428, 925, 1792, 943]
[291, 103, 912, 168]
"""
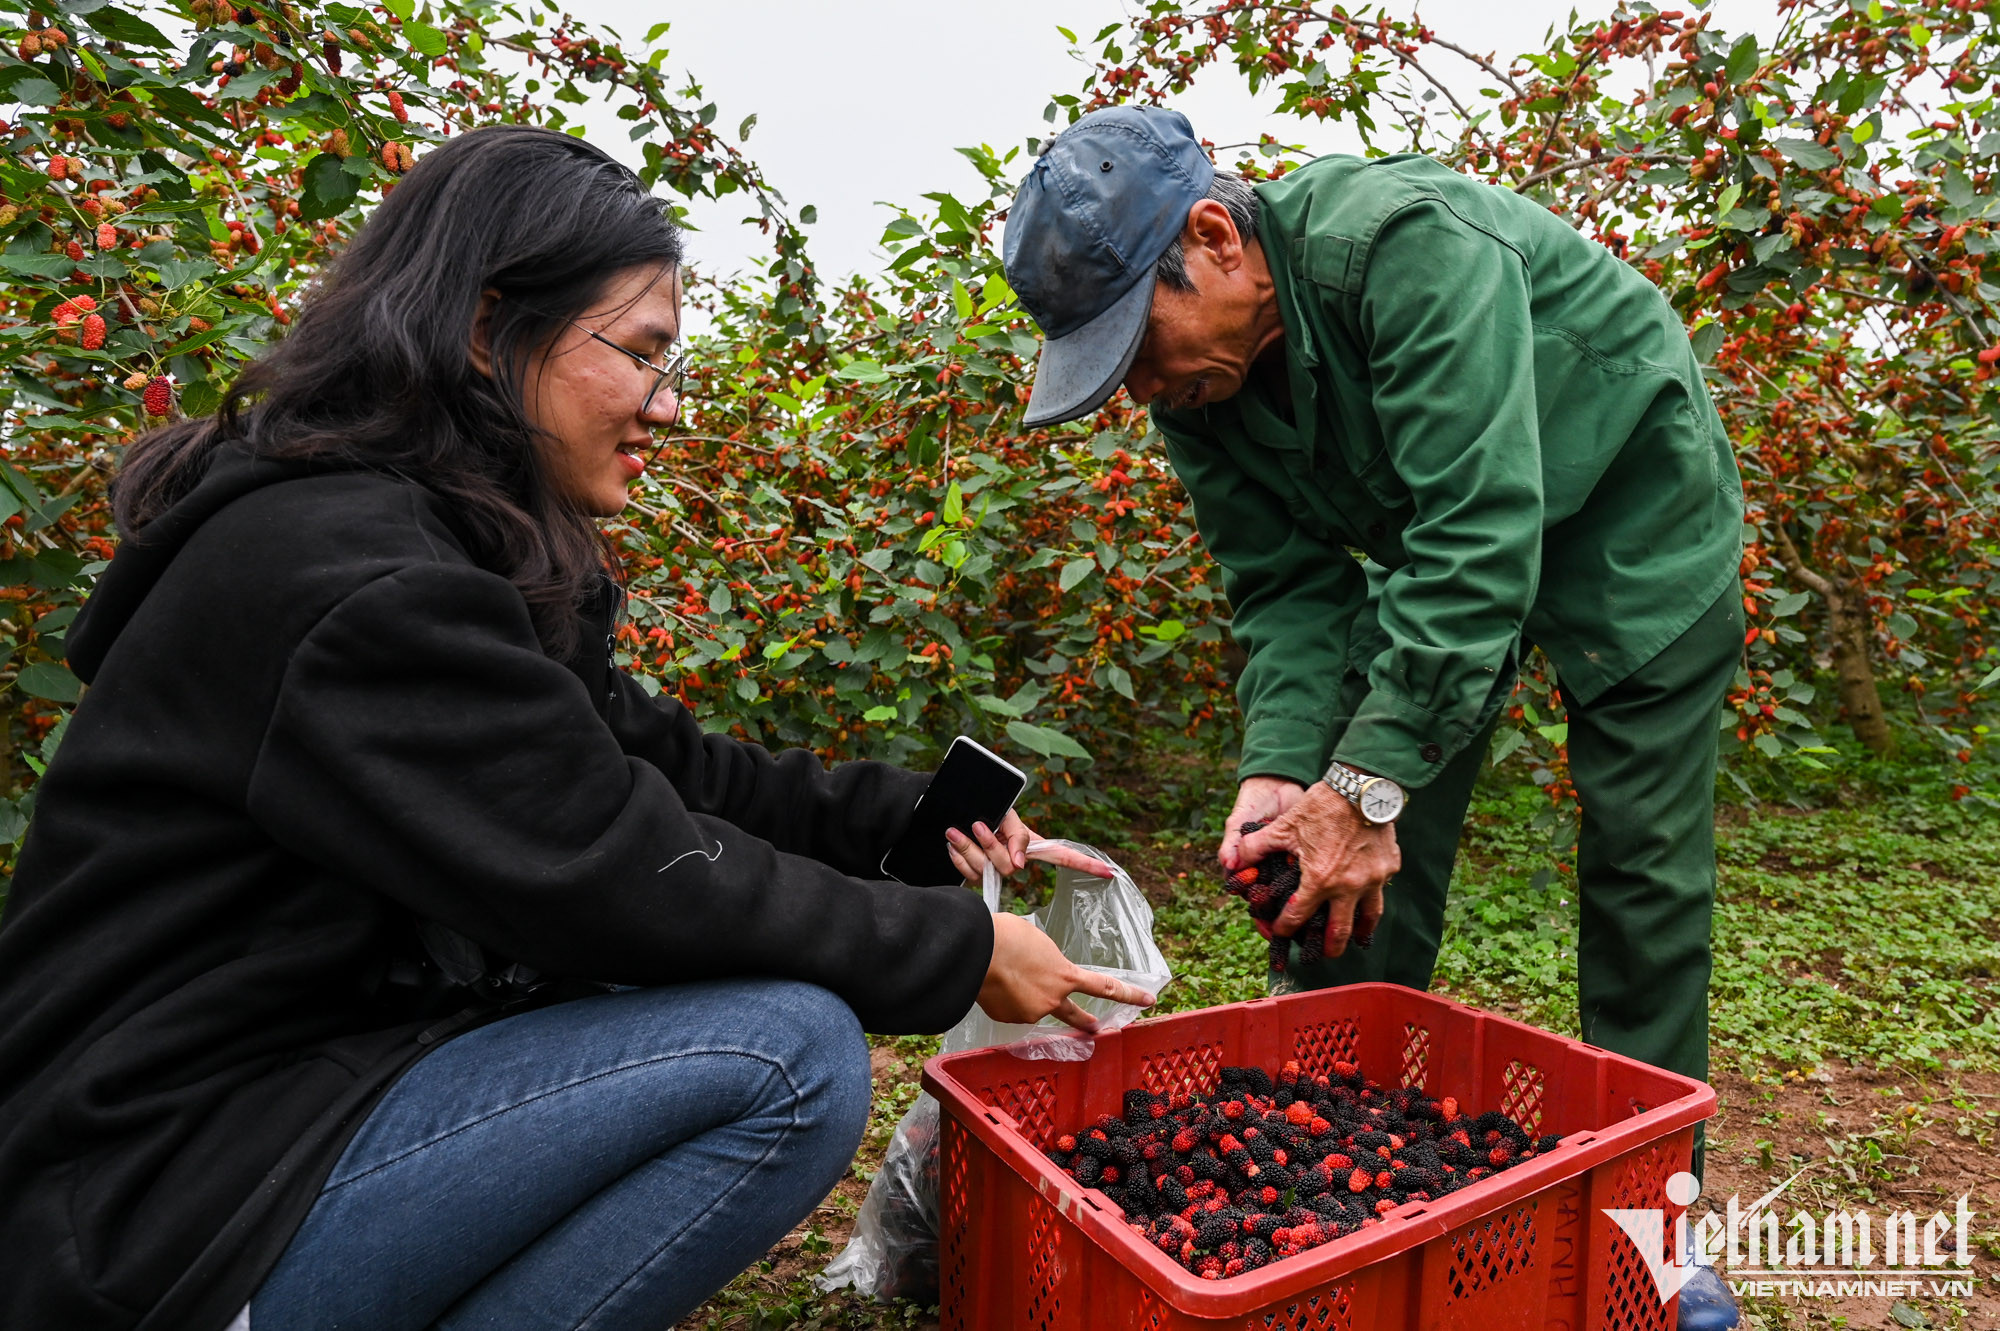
[568, 0, 1778, 291]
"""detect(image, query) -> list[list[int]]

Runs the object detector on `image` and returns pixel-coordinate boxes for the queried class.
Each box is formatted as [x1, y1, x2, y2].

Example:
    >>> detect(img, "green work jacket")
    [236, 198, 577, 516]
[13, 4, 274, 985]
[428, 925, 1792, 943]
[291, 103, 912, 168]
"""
[1153, 153, 1743, 792]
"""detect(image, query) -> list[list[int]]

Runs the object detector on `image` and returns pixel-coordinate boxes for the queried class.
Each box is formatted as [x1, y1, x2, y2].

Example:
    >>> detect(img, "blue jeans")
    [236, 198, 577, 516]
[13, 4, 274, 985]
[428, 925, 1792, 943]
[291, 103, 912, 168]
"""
[251, 979, 872, 1331]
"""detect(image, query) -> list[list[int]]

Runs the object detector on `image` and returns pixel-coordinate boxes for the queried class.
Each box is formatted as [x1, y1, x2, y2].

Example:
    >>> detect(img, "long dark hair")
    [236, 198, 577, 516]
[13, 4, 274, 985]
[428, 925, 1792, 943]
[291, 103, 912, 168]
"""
[114, 125, 682, 661]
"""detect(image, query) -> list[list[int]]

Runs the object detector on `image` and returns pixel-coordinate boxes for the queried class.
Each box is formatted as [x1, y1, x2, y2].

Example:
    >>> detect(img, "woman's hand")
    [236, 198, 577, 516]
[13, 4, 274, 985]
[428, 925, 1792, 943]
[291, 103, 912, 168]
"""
[944, 809, 1114, 883]
[977, 912, 1157, 1032]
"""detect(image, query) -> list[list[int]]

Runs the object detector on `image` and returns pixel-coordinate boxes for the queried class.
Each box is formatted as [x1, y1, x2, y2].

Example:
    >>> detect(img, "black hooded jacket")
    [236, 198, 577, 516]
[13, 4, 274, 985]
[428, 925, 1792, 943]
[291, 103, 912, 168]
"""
[0, 446, 994, 1331]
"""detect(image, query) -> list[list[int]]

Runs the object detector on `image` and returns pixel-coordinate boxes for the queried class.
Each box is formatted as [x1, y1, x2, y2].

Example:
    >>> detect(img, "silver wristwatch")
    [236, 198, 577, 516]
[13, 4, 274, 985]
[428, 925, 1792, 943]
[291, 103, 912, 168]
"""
[1321, 761, 1406, 826]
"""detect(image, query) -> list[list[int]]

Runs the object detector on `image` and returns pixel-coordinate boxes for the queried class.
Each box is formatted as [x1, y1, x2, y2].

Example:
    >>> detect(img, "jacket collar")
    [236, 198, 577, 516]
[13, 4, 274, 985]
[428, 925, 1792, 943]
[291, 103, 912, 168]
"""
[1207, 214, 1322, 453]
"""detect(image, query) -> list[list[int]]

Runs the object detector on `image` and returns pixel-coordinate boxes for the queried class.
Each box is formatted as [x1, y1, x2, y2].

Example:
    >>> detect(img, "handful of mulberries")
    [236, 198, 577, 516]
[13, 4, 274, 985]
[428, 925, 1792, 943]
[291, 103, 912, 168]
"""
[1223, 821, 1374, 972]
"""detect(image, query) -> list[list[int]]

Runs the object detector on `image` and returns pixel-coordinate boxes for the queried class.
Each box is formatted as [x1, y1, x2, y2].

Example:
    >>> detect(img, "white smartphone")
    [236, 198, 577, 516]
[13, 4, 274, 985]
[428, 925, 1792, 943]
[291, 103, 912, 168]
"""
[879, 736, 1028, 885]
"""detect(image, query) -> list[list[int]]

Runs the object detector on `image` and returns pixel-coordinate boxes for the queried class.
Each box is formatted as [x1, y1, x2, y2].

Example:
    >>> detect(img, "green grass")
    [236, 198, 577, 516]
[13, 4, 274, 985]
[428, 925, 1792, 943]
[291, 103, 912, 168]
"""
[1426, 782, 2000, 1077]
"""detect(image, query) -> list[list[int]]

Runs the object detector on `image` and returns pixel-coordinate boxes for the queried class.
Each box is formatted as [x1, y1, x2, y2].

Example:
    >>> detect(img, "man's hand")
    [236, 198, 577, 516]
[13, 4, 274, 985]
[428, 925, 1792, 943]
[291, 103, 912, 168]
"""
[1218, 776, 1309, 871]
[1235, 781, 1399, 958]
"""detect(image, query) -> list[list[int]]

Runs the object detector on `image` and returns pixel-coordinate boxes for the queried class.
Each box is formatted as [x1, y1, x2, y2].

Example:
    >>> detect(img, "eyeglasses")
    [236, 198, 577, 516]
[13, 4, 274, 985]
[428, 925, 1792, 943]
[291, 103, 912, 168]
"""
[570, 321, 689, 417]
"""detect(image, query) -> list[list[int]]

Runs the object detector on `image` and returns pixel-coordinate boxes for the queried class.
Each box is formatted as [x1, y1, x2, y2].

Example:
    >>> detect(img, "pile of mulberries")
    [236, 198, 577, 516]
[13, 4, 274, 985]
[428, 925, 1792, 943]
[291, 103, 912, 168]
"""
[1044, 1059, 1563, 1280]
[1224, 821, 1371, 972]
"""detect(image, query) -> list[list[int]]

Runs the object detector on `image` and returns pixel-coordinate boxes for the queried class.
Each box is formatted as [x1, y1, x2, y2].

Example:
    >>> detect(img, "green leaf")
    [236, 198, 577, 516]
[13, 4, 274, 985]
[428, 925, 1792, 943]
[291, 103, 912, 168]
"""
[863, 704, 897, 722]
[1715, 182, 1742, 219]
[1886, 611, 1918, 640]
[7, 77, 61, 107]
[180, 381, 222, 418]
[941, 481, 963, 524]
[1058, 557, 1095, 592]
[1104, 663, 1135, 700]
[1690, 320, 1724, 363]
[153, 257, 217, 290]
[970, 693, 1023, 718]
[1889, 1300, 1929, 1329]
[16, 661, 81, 703]
[1972, 665, 2000, 694]
[1724, 33, 1759, 84]
[1138, 619, 1186, 641]
[1772, 591, 1811, 617]
[1005, 720, 1093, 762]
[298, 153, 360, 224]
[1488, 727, 1528, 766]
[978, 274, 1014, 313]
[833, 359, 888, 384]
[1772, 137, 1838, 170]
[402, 22, 448, 57]
[708, 584, 733, 614]
[1908, 23, 1930, 48]
[1943, 166, 1973, 210]
[0, 253, 78, 278]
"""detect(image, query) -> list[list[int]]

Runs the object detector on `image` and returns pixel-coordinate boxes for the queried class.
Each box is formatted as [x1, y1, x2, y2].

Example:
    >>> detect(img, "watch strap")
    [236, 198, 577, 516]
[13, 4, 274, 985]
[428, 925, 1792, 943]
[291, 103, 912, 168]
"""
[1322, 761, 1403, 824]
[1320, 761, 1364, 803]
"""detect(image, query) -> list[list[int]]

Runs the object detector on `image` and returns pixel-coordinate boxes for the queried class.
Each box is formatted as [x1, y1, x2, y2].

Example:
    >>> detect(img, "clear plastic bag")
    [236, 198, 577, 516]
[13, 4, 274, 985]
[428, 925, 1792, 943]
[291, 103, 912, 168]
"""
[816, 840, 1172, 1303]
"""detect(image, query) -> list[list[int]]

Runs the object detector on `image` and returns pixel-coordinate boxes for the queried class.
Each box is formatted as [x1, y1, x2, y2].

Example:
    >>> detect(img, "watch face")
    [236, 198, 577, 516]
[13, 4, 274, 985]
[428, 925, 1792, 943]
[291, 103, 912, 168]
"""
[1359, 780, 1405, 824]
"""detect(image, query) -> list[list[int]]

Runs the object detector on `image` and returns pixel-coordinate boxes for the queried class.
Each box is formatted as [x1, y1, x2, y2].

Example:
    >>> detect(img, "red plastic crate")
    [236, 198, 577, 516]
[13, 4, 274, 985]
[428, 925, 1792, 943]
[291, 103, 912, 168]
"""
[921, 983, 1715, 1331]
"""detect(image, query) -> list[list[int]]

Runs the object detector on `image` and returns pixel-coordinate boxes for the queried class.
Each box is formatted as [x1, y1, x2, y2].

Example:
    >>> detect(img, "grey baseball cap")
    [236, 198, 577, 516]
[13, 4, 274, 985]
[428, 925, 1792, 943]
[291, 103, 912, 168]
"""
[1003, 106, 1214, 427]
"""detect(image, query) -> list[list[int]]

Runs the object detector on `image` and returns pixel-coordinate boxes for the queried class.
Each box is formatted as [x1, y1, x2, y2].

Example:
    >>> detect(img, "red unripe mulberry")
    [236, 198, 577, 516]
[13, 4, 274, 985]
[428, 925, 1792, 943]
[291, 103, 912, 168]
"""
[1348, 1168, 1372, 1192]
[387, 89, 408, 122]
[96, 222, 116, 249]
[80, 313, 106, 349]
[143, 375, 172, 416]
[66, 239, 85, 261]
[51, 295, 97, 326]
